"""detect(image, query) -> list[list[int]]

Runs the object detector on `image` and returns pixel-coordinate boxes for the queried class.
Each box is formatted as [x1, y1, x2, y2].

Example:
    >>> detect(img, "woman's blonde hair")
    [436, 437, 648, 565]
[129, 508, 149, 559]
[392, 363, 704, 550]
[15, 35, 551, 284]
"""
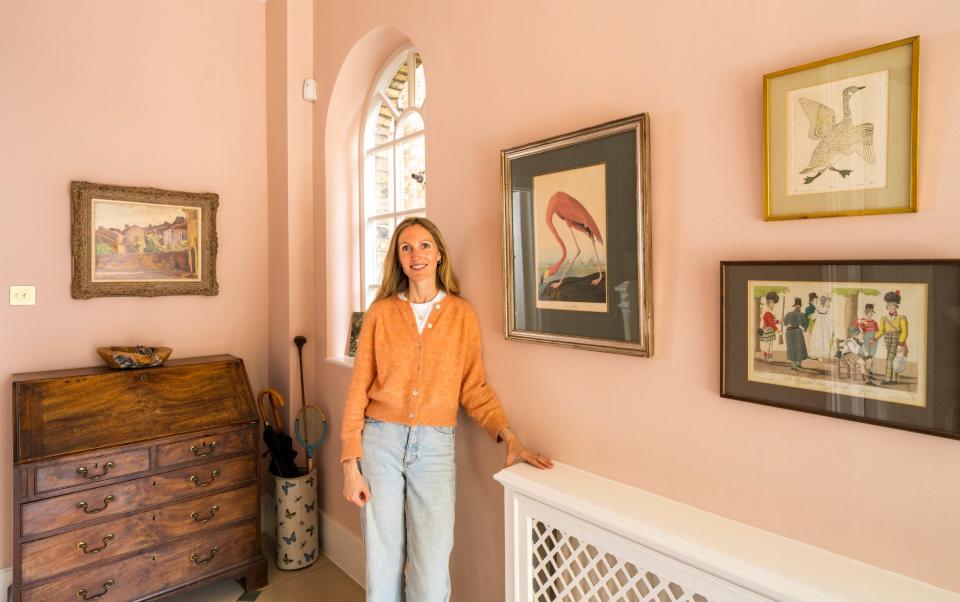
[374, 217, 460, 302]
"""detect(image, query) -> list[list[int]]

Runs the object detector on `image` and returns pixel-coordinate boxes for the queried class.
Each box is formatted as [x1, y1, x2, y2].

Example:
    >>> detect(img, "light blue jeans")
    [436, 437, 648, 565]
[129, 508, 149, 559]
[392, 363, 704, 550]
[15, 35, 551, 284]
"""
[360, 417, 456, 602]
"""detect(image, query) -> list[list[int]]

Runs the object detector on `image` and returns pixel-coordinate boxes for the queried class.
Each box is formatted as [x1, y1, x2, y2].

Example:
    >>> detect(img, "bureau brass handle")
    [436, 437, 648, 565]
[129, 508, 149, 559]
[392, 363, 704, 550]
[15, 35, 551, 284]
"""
[189, 546, 219, 565]
[189, 441, 218, 457]
[189, 470, 220, 487]
[190, 505, 220, 523]
[77, 579, 114, 600]
[78, 533, 115, 554]
[77, 462, 115, 480]
[76, 495, 115, 514]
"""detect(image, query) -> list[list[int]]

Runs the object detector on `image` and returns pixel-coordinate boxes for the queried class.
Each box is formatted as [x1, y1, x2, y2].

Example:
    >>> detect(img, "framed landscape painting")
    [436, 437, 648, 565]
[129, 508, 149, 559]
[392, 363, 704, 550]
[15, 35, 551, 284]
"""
[764, 37, 919, 220]
[721, 260, 960, 440]
[501, 114, 653, 356]
[71, 181, 219, 298]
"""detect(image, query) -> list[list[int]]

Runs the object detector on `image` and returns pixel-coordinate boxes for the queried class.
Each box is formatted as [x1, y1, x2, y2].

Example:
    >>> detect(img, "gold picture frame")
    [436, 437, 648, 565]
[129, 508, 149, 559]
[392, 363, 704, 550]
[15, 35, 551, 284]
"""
[763, 36, 919, 220]
[71, 181, 219, 299]
[501, 114, 653, 356]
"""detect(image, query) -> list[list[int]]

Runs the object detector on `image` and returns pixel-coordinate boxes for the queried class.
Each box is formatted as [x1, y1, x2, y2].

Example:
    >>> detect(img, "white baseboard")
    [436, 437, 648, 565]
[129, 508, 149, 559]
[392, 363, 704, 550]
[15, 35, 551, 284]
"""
[2, 566, 12, 602]
[319, 511, 365, 589]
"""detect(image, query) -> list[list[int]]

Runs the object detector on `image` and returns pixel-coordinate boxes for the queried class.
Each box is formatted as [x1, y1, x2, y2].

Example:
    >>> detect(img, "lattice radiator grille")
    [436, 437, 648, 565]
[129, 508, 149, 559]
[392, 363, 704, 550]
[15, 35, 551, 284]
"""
[530, 518, 710, 602]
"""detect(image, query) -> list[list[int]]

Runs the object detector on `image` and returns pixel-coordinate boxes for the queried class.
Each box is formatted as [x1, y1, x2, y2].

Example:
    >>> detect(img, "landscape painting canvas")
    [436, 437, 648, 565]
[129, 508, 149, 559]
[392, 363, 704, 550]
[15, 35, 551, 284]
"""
[71, 181, 219, 298]
[533, 164, 608, 312]
[92, 199, 201, 282]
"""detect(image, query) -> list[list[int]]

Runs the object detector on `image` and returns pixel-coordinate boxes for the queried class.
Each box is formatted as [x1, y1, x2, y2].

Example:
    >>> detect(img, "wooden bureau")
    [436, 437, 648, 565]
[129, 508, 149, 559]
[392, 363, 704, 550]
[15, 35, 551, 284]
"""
[11, 355, 267, 602]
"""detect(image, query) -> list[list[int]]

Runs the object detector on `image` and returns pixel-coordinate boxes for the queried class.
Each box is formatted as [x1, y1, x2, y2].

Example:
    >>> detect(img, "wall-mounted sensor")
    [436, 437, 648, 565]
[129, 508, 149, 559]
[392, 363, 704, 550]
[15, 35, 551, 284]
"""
[303, 78, 317, 102]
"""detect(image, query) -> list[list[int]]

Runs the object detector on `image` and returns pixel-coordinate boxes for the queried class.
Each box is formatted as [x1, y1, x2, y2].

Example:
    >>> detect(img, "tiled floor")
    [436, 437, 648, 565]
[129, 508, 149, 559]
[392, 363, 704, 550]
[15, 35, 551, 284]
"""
[166, 536, 364, 602]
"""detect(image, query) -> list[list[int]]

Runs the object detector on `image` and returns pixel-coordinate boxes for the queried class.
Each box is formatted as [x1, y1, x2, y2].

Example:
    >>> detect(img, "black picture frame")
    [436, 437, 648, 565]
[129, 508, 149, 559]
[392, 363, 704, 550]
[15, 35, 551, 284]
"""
[721, 260, 960, 440]
[501, 115, 653, 356]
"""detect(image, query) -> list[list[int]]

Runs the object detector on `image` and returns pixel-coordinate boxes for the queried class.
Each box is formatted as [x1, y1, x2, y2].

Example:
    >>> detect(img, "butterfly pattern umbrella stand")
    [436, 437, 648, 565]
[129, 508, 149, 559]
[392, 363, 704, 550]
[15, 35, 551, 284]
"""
[275, 468, 319, 570]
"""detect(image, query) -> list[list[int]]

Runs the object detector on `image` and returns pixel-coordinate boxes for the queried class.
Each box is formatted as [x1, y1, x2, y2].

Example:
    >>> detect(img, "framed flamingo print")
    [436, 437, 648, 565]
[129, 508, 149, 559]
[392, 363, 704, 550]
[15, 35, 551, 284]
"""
[763, 36, 919, 220]
[501, 114, 653, 356]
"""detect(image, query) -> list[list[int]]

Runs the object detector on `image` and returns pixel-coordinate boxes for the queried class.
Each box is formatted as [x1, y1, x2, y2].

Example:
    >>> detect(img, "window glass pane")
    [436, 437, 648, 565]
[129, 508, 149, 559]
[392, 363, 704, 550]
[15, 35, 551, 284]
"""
[398, 136, 426, 211]
[366, 285, 379, 308]
[373, 100, 395, 146]
[366, 148, 393, 215]
[370, 217, 394, 286]
[398, 111, 424, 137]
[414, 53, 425, 108]
[385, 61, 408, 113]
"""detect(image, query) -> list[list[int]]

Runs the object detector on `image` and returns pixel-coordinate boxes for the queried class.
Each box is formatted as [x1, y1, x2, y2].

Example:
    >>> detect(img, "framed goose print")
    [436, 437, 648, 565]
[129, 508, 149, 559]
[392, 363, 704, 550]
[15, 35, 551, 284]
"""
[763, 36, 919, 220]
[501, 114, 653, 356]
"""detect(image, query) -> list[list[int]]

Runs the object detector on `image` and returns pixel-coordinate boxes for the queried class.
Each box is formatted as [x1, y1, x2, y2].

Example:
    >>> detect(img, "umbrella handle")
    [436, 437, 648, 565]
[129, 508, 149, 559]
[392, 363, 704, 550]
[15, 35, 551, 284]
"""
[257, 388, 287, 432]
[254, 390, 268, 425]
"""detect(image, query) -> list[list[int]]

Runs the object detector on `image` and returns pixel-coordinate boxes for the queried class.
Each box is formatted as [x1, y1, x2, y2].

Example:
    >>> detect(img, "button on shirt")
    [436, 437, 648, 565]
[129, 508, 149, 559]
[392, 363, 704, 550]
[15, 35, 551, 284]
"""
[340, 293, 509, 461]
[402, 290, 446, 334]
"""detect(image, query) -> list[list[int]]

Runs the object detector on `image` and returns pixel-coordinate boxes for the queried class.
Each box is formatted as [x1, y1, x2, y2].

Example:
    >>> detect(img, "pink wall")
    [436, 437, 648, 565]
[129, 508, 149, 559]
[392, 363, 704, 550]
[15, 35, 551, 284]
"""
[0, 1, 269, 568]
[312, 0, 960, 598]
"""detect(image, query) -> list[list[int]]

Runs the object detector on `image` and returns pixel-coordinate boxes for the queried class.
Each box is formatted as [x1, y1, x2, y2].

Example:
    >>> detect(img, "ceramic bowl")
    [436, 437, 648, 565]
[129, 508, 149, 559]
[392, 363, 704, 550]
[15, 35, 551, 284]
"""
[97, 346, 172, 369]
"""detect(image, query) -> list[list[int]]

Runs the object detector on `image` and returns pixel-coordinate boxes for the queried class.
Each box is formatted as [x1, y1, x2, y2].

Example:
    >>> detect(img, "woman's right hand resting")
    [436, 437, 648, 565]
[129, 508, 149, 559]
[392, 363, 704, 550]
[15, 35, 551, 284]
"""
[342, 458, 372, 507]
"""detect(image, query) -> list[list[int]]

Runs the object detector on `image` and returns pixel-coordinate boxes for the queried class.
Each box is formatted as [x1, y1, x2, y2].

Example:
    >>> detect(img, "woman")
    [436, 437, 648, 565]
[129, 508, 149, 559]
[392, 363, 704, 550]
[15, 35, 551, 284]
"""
[808, 295, 834, 362]
[341, 217, 553, 601]
[759, 291, 779, 362]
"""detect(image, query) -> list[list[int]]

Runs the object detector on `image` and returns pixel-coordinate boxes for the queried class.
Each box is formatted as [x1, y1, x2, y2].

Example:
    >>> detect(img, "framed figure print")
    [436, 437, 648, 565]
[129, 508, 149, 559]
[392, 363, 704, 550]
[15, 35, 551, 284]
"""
[501, 114, 652, 356]
[721, 260, 960, 440]
[71, 181, 219, 298]
[764, 37, 919, 220]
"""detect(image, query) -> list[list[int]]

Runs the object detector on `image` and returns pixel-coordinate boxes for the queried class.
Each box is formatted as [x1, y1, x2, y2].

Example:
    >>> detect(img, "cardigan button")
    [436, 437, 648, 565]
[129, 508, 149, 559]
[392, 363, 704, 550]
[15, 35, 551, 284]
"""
[427, 323, 433, 329]
[412, 389, 418, 396]
[409, 412, 416, 419]
[435, 304, 441, 310]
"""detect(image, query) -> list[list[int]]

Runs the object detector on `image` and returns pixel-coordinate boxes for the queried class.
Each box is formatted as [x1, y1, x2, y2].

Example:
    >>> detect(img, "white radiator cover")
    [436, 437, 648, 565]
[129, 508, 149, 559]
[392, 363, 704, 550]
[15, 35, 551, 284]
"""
[494, 463, 959, 602]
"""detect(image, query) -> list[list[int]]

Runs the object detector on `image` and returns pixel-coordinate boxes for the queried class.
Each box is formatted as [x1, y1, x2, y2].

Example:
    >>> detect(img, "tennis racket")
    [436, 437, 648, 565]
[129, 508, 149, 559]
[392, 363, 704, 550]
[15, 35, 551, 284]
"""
[295, 405, 328, 472]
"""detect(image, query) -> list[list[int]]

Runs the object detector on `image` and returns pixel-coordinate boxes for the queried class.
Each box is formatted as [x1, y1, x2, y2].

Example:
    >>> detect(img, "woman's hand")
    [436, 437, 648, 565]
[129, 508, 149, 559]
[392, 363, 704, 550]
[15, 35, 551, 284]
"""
[342, 459, 372, 507]
[501, 427, 554, 470]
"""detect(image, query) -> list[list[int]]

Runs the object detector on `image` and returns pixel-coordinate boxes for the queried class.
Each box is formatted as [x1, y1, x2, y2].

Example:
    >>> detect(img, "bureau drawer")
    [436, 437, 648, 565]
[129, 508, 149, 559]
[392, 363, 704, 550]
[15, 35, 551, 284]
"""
[21, 455, 255, 538]
[35, 447, 151, 495]
[156, 427, 252, 468]
[20, 484, 258, 585]
[19, 519, 259, 602]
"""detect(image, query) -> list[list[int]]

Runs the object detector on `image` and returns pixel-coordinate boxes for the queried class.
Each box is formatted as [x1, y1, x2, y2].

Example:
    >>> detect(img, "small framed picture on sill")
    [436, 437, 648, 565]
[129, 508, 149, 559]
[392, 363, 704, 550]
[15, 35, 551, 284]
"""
[346, 312, 365, 357]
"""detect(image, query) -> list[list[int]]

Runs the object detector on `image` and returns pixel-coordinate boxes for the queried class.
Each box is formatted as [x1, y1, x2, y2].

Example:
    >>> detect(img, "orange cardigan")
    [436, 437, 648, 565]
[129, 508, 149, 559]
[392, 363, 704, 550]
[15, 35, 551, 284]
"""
[340, 293, 509, 461]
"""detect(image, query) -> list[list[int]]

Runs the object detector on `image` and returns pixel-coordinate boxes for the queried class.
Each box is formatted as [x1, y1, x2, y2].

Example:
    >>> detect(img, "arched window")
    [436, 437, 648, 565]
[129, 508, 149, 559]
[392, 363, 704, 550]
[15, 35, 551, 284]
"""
[361, 49, 426, 306]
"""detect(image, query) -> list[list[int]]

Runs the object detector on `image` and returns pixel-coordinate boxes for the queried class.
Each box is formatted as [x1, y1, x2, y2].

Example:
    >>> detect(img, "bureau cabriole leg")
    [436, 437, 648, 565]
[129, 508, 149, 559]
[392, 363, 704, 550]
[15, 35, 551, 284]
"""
[236, 559, 268, 592]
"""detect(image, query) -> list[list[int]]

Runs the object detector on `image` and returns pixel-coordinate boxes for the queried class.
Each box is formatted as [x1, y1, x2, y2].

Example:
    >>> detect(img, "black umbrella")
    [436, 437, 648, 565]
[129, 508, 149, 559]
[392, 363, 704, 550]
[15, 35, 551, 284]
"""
[256, 388, 300, 478]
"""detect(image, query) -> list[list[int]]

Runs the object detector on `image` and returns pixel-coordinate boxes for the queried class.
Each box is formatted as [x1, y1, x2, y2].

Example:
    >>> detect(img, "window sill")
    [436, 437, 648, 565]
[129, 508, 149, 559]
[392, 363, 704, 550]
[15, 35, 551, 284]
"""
[325, 356, 355, 369]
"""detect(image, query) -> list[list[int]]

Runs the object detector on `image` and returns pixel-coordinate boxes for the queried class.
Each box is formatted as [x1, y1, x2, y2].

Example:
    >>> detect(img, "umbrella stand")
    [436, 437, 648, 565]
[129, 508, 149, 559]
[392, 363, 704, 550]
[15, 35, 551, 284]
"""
[256, 388, 299, 478]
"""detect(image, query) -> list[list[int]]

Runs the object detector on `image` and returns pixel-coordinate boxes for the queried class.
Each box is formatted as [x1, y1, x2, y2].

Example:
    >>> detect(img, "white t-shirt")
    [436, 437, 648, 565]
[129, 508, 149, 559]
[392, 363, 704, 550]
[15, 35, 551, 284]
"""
[400, 290, 446, 334]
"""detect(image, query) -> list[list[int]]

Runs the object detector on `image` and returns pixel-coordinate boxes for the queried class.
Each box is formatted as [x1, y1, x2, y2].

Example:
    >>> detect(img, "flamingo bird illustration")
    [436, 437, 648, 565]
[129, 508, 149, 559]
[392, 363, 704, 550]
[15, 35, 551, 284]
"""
[798, 85, 876, 184]
[540, 191, 605, 289]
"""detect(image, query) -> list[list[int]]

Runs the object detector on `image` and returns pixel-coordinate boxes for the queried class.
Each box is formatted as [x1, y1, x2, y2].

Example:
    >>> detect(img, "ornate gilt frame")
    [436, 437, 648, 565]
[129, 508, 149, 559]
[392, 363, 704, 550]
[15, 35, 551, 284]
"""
[763, 36, 920, 220]
[501, 114, 653, 356]
[71, 181, 219, 299]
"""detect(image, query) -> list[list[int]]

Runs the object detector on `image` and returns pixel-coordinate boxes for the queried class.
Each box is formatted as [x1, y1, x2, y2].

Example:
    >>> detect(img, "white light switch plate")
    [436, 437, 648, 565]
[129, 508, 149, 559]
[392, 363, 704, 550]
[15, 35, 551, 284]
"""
[10, 285, 36, 305]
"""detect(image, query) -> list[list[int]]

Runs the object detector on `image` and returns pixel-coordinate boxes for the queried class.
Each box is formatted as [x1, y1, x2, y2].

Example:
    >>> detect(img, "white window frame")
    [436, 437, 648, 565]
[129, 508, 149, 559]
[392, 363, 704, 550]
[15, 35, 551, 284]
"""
[359, 46, 427, 308]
